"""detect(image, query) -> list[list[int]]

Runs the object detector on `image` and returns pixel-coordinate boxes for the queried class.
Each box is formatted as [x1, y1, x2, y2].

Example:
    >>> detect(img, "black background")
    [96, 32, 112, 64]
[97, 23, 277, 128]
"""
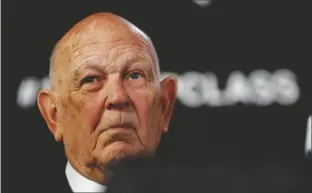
[3, 0, 312, 192]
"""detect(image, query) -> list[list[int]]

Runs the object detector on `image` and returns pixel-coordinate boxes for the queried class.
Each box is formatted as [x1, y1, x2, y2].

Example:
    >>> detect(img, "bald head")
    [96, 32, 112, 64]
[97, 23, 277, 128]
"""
[49, 12, 159, 90]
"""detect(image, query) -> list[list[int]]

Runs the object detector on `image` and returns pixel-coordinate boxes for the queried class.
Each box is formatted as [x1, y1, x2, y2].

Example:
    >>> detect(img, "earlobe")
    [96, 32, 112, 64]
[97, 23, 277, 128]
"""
[160, 76, 178, 133]
[37, 89, 63, 142]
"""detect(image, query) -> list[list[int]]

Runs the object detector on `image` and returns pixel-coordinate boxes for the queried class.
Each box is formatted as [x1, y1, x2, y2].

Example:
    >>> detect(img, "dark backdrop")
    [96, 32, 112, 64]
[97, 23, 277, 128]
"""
[4, 0, 312, 192]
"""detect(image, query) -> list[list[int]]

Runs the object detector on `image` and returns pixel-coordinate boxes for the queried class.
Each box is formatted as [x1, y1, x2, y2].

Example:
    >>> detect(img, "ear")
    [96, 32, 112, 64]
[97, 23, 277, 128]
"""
[37, 89, 63, 142]
[160, 76, 178, 133]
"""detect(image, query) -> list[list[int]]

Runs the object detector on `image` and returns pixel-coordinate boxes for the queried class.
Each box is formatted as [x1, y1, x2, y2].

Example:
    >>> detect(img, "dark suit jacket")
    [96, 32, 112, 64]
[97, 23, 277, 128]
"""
[106, 158, 312, 193]
[23, 157, 311, 193]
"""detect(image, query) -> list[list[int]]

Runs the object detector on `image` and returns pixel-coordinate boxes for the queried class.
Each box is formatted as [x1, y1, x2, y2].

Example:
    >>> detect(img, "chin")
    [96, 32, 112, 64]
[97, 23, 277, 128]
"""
[96, 141, 140, 166]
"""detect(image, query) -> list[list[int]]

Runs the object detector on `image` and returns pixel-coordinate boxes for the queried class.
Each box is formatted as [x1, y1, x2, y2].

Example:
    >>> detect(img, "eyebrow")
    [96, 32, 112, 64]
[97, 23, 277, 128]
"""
[72, 54, 151, 78]
[76, 62, 104, 72]
[117, 53, 147, 67]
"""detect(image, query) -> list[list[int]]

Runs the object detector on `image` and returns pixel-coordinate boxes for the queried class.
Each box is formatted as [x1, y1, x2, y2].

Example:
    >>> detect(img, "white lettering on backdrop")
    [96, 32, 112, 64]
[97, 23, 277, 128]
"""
[17, 69, 300, 109]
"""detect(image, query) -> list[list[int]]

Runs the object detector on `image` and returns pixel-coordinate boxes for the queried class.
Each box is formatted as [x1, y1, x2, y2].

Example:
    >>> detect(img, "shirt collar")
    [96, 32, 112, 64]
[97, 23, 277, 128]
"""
[65, 161, 107, 192]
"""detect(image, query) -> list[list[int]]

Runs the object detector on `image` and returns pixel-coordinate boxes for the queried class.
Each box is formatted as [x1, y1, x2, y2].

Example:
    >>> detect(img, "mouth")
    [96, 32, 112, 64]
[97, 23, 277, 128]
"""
[108, 123, 134, 130]
[97, 122, 135, 137]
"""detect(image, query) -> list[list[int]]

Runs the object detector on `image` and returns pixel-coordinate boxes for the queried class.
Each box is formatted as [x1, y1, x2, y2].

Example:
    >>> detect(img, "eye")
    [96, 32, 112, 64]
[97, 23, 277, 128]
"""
[125, 71, 146, 88]
[127, 71, 143, 80]
[81, 75, 100, 85]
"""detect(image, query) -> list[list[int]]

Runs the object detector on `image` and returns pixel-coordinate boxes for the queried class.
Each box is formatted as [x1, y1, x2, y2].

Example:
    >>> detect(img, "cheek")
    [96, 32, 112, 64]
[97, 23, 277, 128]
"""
[60, 104, 91, 159]
[130, 90, 163, 142]
[63, 93, 104, 146]
[83, 95, 105, 129]
[68, 91, 104, 131]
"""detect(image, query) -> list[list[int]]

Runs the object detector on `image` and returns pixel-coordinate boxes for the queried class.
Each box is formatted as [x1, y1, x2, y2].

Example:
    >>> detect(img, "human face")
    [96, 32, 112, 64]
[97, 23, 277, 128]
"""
[57, 37, 167, 169]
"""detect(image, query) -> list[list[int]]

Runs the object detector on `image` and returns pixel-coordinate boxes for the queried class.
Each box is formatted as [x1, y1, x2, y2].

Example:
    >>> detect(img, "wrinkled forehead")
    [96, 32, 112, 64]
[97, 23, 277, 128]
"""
[63, 25, 145, 52]
[56, 25, 157, 70]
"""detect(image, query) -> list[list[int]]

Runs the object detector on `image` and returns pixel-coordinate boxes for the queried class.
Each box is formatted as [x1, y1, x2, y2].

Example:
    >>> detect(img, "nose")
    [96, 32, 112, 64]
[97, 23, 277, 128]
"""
[105, 75, 130, 111]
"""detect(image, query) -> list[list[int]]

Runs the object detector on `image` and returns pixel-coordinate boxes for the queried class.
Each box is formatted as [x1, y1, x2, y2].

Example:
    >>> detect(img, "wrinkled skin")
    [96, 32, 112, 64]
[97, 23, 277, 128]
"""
[37, 13, 177, 184]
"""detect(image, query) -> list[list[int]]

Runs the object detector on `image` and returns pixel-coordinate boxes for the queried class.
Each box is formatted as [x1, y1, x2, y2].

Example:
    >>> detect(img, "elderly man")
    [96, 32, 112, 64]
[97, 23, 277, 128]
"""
[37, 12, 177, 192]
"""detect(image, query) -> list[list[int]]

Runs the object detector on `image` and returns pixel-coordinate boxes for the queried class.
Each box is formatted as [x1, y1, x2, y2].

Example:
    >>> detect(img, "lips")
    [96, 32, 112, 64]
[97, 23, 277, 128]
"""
[97, 122, 135, 135]
[109, 123, 133, 129]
